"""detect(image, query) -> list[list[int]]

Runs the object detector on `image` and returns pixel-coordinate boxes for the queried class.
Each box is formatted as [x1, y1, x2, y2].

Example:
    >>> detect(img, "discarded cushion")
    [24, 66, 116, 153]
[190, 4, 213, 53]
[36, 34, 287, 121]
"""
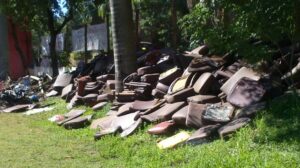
[92, 102, 108, 111]
[53, 73, 72, 88]
[218, 117, 251, 138]
[61, 84, 73, 99]
[186, 124, 221, 145]
[120, 118, 142, 137]
[165, 87, 196, 103]
[111, 112, 140, 131]
[141, 102, 185, 123]
[157, 131, 190, 149]
[193, 72, 216, 94]
[188, 57, 217, 73]
[148, 120, 175, 135]
[187, 95, 220, 104]
[186, 103, 206, 128]
[130, 100, 158, 111]
[63, 115, 92, 129]
[57, 109, 85, 126]
[2, 104, 32, 113]
[227, 77, 265, 108]
[94, 126, 121, 140]
[141, 73, 160, 85]
[117, 102, 134, 116]
[221, 67, 260, 96]
[203, 103, 234, 123]
[235, 102, 266, 119]
[137, 66, 159, 76]
[158, 67, 182, 85]
[172, 105, 188, 125]
[90, 115, 117, 130]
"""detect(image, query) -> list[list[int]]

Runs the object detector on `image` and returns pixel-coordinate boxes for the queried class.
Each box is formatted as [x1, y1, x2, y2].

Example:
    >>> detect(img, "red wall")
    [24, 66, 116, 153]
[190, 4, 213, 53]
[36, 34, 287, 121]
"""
[7, 19, 32, 80]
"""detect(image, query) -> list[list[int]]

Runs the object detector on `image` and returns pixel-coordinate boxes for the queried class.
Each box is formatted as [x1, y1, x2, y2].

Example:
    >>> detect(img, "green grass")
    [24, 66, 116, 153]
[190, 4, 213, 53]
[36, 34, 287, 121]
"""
[0, 95, 300, 168]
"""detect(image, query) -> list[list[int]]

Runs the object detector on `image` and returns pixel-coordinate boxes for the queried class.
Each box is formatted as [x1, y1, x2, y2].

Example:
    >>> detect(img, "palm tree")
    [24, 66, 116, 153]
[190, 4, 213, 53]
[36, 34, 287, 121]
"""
[109, 0, 136, 92]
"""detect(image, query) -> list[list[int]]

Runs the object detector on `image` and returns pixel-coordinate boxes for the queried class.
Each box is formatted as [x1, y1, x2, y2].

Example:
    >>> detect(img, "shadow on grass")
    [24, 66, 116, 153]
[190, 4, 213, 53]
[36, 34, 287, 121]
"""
[254, 93, 300, 144]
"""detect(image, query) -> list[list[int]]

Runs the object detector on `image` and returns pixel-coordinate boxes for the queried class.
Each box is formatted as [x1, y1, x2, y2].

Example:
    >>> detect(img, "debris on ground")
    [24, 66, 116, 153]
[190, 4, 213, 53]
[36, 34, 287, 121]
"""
[2, 45, 300, 149]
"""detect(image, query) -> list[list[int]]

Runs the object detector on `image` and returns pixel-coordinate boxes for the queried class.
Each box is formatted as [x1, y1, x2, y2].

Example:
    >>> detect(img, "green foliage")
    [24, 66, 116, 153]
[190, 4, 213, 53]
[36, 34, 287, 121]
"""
[179, 0, 298, 62]
[139, 0, 188, 47]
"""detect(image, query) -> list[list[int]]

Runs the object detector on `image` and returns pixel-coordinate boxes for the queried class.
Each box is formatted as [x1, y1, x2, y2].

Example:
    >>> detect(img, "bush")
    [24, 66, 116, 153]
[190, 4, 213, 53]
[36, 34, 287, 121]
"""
[179, 1, 298, 63]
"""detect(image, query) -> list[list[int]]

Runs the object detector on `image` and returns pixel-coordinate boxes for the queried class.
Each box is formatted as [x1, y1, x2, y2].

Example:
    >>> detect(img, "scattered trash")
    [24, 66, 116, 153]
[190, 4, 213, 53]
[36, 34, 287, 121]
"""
[2, 44, 298, 148]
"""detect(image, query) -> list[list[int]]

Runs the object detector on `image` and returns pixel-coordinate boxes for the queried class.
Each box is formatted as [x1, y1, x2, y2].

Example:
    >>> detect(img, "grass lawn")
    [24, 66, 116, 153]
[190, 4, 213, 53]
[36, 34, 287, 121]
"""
[0, 95, 300, 168]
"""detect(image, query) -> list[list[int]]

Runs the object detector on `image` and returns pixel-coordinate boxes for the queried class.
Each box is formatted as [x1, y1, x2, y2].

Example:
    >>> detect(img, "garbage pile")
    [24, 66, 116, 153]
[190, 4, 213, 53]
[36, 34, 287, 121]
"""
[0, 75, 53, 114]
[2, 44, 300, 149]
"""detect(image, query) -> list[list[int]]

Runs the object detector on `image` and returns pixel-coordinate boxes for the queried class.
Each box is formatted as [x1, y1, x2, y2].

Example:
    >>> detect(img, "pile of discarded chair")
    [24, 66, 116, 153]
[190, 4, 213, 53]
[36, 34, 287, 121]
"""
[2, 43, 300, 149]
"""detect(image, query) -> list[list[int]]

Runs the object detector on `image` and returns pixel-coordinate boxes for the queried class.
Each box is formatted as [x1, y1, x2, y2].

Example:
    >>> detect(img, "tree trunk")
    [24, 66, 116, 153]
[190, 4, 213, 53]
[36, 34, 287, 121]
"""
[49, 33, 59, 76]
[171, 0, 178, 49]
[106, 12, 110, 53]
[84, 24, 88, 63]
[135, 8, 140, 49]
[109, 0, 137, 92]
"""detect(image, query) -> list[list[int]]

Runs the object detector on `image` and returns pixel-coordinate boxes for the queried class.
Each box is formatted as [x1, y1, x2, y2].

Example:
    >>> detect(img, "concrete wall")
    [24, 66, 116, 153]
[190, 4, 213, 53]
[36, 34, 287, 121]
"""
[0, 15, 8, 80]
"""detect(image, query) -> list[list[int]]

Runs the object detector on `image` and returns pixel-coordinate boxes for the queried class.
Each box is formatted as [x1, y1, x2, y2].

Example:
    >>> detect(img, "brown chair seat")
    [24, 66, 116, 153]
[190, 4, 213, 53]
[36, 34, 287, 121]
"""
[130, 100, 158, 111]
[158, 67, 182, 85]
[155, 82, 169, 93]
[221, 67, 260, 96]
[123, 72, 139, 84]
[227, 77, 265, 108]
[2, 104, 33, 113]
[120, 118, 143, 137]
[193, 72, 216, 94]
[234, 102, 266, 119]
[90, 115, 117, 130]
[147, 120, 175, 135]
[188, 57, 217, 73]
[116, 102, 134, 116]
[92, 102, 108, 111]
[53, 73, 72, 88]
[152, 89, 166, 99]
[111, 112, 140, 131]
[141, 73, 160, 85]
[172, 105, 188, 125]
[137, 66, 159, 76]
[94, 126, 121, 140]
[63, 115, 92, 129]
[97, 93, 114, 102]
[186, 124, 221, 145]
[186, 103, 206, 128]
[167, 74, 194, 94]
[57, 109, 85, 126]
[165, 88, 196, 103]
[187, 95, 220, 104]
[218, 117, 251, 138]
[141, 102, 185, 123]
[61, 84, 73, 99]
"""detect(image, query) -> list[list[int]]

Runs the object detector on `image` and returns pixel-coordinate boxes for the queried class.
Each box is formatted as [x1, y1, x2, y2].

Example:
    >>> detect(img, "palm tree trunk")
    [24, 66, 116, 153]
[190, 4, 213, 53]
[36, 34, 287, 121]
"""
[109, 0, 137, 92]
